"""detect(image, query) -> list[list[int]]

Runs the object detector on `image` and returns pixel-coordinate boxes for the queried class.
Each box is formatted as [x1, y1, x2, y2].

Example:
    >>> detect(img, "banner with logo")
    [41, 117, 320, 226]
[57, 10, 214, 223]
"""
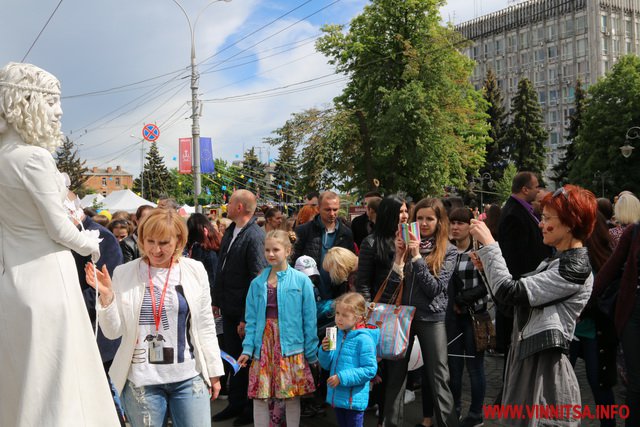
[179, 138, 192, 174]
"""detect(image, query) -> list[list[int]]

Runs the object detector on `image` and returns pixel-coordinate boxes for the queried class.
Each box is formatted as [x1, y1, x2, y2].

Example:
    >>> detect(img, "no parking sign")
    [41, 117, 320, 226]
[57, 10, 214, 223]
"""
[142, 123, 160, 142]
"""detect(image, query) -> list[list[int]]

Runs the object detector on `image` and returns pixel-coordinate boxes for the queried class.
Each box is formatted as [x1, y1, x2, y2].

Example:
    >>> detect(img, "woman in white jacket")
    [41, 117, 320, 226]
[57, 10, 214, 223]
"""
[86, 208, 224, 427]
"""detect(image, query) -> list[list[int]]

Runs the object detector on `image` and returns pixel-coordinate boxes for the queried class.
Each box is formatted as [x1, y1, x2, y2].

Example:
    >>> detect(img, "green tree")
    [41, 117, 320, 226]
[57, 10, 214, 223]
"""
[553, 80, 586, 186]
[316, 0, 489, 197]
[133, 142, 175, 201]
[55, 136, 88, 195]
[503, 78, 548, 174]
[493, 163, 518, 204]
[268, 126, 300, 204]
[169, 168, 193, 205]
[240, 147, 266, 197]
[482, 68, 508, 181]
[570, 55, 640, 196]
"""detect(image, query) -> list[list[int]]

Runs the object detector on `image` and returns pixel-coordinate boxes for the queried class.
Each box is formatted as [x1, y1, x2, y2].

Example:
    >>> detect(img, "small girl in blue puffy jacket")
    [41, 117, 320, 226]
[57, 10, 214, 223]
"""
[318, 292, 379, 427]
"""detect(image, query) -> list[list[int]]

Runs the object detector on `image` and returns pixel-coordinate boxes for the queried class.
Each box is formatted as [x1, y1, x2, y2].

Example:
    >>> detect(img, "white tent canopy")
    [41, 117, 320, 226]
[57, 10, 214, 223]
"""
[79, 193, 105, 208]
[179, 204, 196, 215]
[101, 190, 156, 213]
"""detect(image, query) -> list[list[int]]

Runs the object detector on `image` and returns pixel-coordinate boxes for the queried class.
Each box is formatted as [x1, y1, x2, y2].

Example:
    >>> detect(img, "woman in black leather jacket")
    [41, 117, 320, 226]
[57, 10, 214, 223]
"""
[470, 185, 597, 427]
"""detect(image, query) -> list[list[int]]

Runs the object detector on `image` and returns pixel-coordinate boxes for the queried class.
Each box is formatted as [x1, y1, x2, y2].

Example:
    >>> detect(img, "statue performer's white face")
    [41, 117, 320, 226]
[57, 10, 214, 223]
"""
[0, 62, 64, 152]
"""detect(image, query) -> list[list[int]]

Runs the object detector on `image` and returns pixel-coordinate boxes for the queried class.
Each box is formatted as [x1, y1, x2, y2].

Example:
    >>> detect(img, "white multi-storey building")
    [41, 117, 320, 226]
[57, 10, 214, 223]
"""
[456, 0, 640, 180]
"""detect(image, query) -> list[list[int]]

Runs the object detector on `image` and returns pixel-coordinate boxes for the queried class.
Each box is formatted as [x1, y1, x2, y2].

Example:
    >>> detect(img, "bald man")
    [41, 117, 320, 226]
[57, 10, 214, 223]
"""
[212, 190, 267, 424]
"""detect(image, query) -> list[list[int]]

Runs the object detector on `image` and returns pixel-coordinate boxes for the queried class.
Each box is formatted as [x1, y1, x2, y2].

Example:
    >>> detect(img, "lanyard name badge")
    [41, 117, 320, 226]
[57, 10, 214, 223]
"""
[147, 257, 173, 363]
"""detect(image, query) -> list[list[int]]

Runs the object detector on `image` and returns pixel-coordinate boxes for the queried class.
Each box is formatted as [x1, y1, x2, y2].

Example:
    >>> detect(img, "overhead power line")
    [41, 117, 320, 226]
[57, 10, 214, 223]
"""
[22, 0, 64, 62]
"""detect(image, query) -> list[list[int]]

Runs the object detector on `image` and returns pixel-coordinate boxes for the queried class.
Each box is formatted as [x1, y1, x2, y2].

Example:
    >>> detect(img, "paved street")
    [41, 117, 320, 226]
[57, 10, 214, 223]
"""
[210, 352, 627, 426]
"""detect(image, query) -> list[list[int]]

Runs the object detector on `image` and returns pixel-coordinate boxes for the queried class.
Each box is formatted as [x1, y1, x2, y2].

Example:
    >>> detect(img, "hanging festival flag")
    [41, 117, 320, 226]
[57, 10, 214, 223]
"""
[200, 137, 215, 174]
[178, 138, 192, 174]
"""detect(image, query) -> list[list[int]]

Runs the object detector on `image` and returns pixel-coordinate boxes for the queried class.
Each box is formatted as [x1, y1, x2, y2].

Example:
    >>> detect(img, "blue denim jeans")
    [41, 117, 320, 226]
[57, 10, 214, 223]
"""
[121, 375, 211, 427]
[446, 313, 486, 417]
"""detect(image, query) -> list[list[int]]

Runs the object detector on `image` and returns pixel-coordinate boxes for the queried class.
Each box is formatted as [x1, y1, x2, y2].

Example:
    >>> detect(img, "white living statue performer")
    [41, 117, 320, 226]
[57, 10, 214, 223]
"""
[0, 62, 119, 426]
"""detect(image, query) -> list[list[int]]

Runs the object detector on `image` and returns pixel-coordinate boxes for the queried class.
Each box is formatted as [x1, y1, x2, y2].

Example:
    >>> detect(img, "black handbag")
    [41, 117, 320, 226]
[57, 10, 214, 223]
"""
[469, 309, 496, 352]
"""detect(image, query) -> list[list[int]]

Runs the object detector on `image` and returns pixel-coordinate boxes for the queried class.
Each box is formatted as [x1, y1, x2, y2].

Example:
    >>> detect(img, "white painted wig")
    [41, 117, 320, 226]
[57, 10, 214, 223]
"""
[0, 62, 63, 152]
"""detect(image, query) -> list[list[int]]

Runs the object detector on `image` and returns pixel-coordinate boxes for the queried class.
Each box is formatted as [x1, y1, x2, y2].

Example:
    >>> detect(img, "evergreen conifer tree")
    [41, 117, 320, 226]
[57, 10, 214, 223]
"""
[503, 78, 548, 174]
[482, 69, 508, 180]
[240, 147, 265, 198]
[553, 80, 585, 185]
[273, 133, 298, 204]
[55, 136, 88, 195]
[133, 142, 175, 201]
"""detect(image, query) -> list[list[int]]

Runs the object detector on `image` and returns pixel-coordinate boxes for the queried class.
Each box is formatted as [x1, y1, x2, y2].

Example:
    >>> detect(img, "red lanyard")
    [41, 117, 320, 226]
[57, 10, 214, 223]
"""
[147, 257, 173, 332]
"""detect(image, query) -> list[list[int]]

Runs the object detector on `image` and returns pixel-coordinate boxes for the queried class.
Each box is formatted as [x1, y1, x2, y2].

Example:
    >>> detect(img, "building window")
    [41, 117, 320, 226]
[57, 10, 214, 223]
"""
[626, 19, 632, 37]
[601, 37, 609, 55]
[576, 16, 587, 33]
[508, 35, 517, 52]
[612, 16, 620, 35]
[548, 45, 558, 60]
[547, 24, 557, 40]
[538, 90, 547, 105]
[577, 60, 589, 76]
[519, 32, 530, 49]
[534, 48, 546, 63]
[549, 89, 558, 104]
[563, 20, 574, 37]
[115, 177, 121, 186]
[472, 46, 479, 60]
[548, 67, 557, 82]
[535, 70, 546, 84]
[613, 38, 620, 55]
[576, 38, 587, 57]
[601, 15, 608, 33]
[550, 132, 559, 146]
[520, 51, 530, 65]
[495, 39, 503, 56]
[627, 41, 633, 54]
[101, 177, 107, 186]
[549, 109, 559, 124]
[562, 41, 573, 59]
[562, 63, 575, 78]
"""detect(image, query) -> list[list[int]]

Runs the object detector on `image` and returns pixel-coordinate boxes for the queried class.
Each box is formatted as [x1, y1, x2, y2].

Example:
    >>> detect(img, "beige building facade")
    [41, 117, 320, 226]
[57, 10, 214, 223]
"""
[84, 165, 133, 196]
[456, 0, 640, 180]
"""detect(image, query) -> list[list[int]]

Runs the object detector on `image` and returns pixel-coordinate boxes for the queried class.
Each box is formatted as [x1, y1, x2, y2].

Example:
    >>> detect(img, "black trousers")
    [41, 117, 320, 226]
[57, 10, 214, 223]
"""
[222, 314, 250, 412]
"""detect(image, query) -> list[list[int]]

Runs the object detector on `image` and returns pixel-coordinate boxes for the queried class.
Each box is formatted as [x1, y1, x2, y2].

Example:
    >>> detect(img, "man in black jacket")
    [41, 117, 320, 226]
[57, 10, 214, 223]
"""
[350, 191, 382, 248]
[495, 171, 552, 402]
[212, 189, 267, 425]
[292, 191, 354, 299]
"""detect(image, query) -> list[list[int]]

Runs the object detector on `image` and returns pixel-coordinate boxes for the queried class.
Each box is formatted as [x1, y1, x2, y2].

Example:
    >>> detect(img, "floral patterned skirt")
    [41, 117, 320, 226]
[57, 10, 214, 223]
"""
[248, 318, 316, 399]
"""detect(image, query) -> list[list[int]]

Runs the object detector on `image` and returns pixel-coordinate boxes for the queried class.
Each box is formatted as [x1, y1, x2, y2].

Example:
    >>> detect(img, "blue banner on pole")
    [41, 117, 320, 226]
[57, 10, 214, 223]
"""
[200, 137, 215, 174]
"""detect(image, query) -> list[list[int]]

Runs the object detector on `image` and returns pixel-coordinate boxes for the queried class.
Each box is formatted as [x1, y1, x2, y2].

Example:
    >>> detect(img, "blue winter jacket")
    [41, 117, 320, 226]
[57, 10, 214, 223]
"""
[318, 325, 379, 411]
[242, 266, 319, 363]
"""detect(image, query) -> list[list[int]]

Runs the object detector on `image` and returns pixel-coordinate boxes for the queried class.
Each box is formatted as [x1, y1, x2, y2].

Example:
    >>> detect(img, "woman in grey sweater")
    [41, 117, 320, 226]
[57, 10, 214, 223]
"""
[469, 185, 597, 427]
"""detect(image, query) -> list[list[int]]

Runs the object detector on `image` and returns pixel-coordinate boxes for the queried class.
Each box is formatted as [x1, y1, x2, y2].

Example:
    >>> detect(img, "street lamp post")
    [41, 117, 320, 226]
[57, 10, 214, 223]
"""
[622, 126, 640, 158]
[475, 172, 493, 213]
[171, 0, 230, 213]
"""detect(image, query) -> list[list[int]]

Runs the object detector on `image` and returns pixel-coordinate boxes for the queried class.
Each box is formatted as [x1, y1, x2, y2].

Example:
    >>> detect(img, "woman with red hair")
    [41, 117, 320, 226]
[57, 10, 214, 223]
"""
[470, 185, 597, 427]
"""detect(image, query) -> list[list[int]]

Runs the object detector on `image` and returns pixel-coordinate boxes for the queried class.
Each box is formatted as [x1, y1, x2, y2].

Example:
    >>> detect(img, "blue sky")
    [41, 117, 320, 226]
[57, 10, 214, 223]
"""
[1, 0, 507, 177]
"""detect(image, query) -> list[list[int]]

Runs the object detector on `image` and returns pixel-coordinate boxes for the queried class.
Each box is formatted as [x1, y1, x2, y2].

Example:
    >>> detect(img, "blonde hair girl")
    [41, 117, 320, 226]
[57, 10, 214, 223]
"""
[323, 247, 358, 285]
[238, 229, 318, 427]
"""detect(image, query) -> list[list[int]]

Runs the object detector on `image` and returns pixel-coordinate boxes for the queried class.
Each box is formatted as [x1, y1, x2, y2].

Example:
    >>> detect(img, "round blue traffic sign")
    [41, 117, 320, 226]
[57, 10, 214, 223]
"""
[142, 123, 160, 142]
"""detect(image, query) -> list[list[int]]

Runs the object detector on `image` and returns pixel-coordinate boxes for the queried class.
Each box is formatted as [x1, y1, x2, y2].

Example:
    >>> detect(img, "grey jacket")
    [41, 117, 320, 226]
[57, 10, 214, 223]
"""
[386, 243, 457, 322]
[478, 243, 592, 359]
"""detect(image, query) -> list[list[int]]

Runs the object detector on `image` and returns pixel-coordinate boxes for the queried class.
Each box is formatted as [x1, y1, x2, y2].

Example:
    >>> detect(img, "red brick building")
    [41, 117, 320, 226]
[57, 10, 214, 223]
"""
[84, 166, 134, 196]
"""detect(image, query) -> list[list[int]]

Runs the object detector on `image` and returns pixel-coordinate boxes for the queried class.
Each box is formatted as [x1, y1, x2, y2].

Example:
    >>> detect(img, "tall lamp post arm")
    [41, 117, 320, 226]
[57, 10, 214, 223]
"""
[169, 0, 229, 213]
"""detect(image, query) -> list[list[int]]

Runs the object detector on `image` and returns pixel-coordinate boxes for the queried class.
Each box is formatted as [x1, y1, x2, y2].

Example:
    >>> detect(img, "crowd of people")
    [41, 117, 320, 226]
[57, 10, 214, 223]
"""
[2, 61, 639, 427]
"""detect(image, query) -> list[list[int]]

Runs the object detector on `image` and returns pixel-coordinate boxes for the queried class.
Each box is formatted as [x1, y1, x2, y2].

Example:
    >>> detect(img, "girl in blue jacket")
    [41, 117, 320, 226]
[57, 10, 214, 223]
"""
[238, 230, 319, 427]
[318, 292, 379, 427]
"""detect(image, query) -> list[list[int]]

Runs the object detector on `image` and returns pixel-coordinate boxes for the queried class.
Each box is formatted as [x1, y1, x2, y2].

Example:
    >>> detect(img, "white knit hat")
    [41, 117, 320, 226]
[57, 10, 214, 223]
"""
[294, 255, 320, 277]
